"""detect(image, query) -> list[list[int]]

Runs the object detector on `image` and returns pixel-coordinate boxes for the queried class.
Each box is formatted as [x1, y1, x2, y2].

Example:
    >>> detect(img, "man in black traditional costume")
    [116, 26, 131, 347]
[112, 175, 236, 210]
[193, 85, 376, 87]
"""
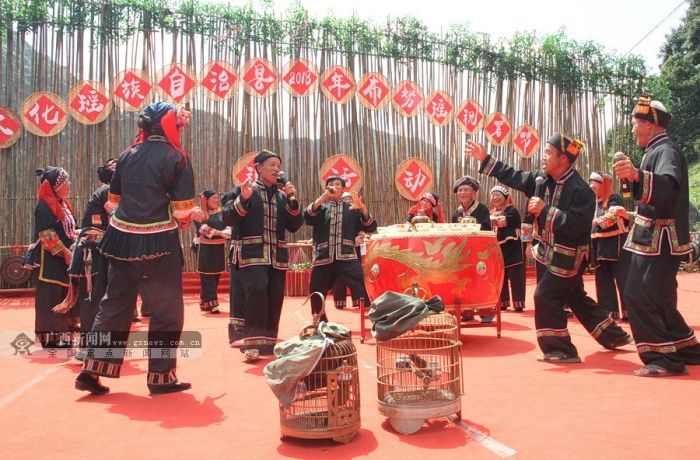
[465, 133, 632, 363]
[613, 95, 700, 377]
[304, 175, 377, 321]
[221, 150, 304, 362]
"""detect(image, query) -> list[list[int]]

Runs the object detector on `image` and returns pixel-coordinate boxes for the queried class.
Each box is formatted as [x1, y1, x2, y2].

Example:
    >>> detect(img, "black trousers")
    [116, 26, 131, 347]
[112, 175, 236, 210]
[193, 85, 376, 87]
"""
[199, 273, 221, 306]
[623, 242, 700, 372]
[534, 260, 628, 357]
[309, 259, 367, 318]
[83, 251, 184, 386]
[228, 265, 245, 343]
[594, 250, 629, 317]
[500, 262, 526, 308]
[239, 264, 286, 354]
[33, 271, 70, 347]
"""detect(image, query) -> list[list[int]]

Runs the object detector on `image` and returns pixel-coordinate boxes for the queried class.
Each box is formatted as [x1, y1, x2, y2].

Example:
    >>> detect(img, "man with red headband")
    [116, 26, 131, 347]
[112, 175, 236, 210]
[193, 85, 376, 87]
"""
[75, 102, 204, 395]
[613, 95, 700, 377]
[465, 133, 632, 364]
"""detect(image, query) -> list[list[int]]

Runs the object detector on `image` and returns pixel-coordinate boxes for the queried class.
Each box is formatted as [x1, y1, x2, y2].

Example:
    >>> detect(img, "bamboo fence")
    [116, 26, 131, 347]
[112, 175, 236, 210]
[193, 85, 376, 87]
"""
[0, 4, 638, 272]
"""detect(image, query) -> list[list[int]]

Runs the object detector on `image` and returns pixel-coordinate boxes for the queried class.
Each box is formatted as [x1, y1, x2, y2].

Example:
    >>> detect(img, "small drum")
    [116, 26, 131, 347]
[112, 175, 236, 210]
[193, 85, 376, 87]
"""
[364, 225, 504, 310]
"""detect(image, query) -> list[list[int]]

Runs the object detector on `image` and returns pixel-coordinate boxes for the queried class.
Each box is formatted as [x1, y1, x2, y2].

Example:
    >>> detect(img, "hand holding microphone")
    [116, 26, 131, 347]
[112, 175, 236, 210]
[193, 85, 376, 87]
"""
[612, 152, 635, 199]
[277, 171, 296, 202]
[525, 176, 546, 220]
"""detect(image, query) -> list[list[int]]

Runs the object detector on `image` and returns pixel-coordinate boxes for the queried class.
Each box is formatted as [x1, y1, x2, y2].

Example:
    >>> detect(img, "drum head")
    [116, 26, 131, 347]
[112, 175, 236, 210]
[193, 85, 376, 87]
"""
[1, 255, 31, 285]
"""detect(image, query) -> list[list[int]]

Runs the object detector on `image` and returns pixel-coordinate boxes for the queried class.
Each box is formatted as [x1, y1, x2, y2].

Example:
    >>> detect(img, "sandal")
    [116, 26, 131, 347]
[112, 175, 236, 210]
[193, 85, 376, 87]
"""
[633, 364, 689, 377]
[537, 352, 582, 363]
[244, 349, 260, 362]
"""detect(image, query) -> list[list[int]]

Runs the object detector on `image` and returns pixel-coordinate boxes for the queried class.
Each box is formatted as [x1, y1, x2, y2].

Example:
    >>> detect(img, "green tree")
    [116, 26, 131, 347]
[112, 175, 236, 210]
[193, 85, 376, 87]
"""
[660, 0, 700, 163]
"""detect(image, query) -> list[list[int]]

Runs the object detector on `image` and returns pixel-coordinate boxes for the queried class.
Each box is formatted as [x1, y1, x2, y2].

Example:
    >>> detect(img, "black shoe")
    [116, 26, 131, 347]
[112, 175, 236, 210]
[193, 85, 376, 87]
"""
[460, 315, 474, 322]
[209, 306, 220, 314]
[148, 381, 192, 395]
[75, 373, 110, 395]
[514, 306, 524, 312]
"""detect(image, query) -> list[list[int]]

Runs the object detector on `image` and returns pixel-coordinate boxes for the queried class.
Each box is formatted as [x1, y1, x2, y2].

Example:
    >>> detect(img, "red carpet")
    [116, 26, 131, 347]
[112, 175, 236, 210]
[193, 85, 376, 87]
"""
[1, 272, 699, 459]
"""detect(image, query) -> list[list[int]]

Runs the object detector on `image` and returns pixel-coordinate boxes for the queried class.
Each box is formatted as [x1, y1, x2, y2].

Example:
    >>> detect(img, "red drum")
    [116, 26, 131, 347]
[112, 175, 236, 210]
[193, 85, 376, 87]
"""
[364, 226, 504, 309]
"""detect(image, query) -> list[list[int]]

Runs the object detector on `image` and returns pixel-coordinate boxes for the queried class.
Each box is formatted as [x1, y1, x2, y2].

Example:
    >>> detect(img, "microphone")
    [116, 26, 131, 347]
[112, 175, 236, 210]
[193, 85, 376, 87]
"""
[613, 152, 632, 199]
[277, 171, 296, 202]
[525, 176, 545, 221]
[533, 175, 545, 198]
[521, 176, 544, 243]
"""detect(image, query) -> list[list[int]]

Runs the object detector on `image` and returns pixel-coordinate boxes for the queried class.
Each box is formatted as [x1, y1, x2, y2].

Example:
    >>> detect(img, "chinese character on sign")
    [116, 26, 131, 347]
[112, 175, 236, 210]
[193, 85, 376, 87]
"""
[396, 158, 433, 200]
[427, 92, 453, 125]
[403, 167, 427, 194]
[114, 71, 153, 109]
[202, 62, 236, 98]
[235, 163, 258, 184]
[361, 76, 386, 107]
[513, 125, 540, 158]
[0, 108, 21, 145]
[392, 82, 423, 116]
[330, 167, 358, 189]
[457, 100, 484, 133]
[399, 87, 417, 110]
[328, 71, 351, 98]
[24, 94, 67, 135]
[157, 65, 196, 103]
[70, 84, 110, 123]
[242, 60, 277, 96]
[492, 120, 504, 139]
[430, 98, 448, 120]
[75, 89, 105, 115]
[321, 157, 360, 189]
[120, 77, 145, 105]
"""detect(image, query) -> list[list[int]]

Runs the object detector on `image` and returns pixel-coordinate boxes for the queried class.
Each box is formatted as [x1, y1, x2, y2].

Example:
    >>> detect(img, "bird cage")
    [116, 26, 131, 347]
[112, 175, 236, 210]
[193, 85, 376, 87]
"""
[376, 311, 463, 435]
[277, 293, 361, 444]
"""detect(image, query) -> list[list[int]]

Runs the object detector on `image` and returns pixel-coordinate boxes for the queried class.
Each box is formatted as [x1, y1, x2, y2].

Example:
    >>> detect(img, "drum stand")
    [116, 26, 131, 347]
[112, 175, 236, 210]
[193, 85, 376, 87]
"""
[454, 299, 502, 338]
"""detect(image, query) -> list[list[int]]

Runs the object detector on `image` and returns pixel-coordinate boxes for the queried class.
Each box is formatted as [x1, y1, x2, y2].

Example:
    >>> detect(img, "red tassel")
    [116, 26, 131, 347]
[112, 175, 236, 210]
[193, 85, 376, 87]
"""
[52, 281, 79, 314]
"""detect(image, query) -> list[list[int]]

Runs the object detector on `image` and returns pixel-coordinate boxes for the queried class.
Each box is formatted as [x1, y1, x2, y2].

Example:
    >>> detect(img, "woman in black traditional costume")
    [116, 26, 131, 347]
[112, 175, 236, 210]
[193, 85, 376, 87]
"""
[489, 185, 527, 312]
[75, 102, 203, 395]
[193, 188, 230, 314]
[588, 171, 630, 320]
[24, 167, 76, 348]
